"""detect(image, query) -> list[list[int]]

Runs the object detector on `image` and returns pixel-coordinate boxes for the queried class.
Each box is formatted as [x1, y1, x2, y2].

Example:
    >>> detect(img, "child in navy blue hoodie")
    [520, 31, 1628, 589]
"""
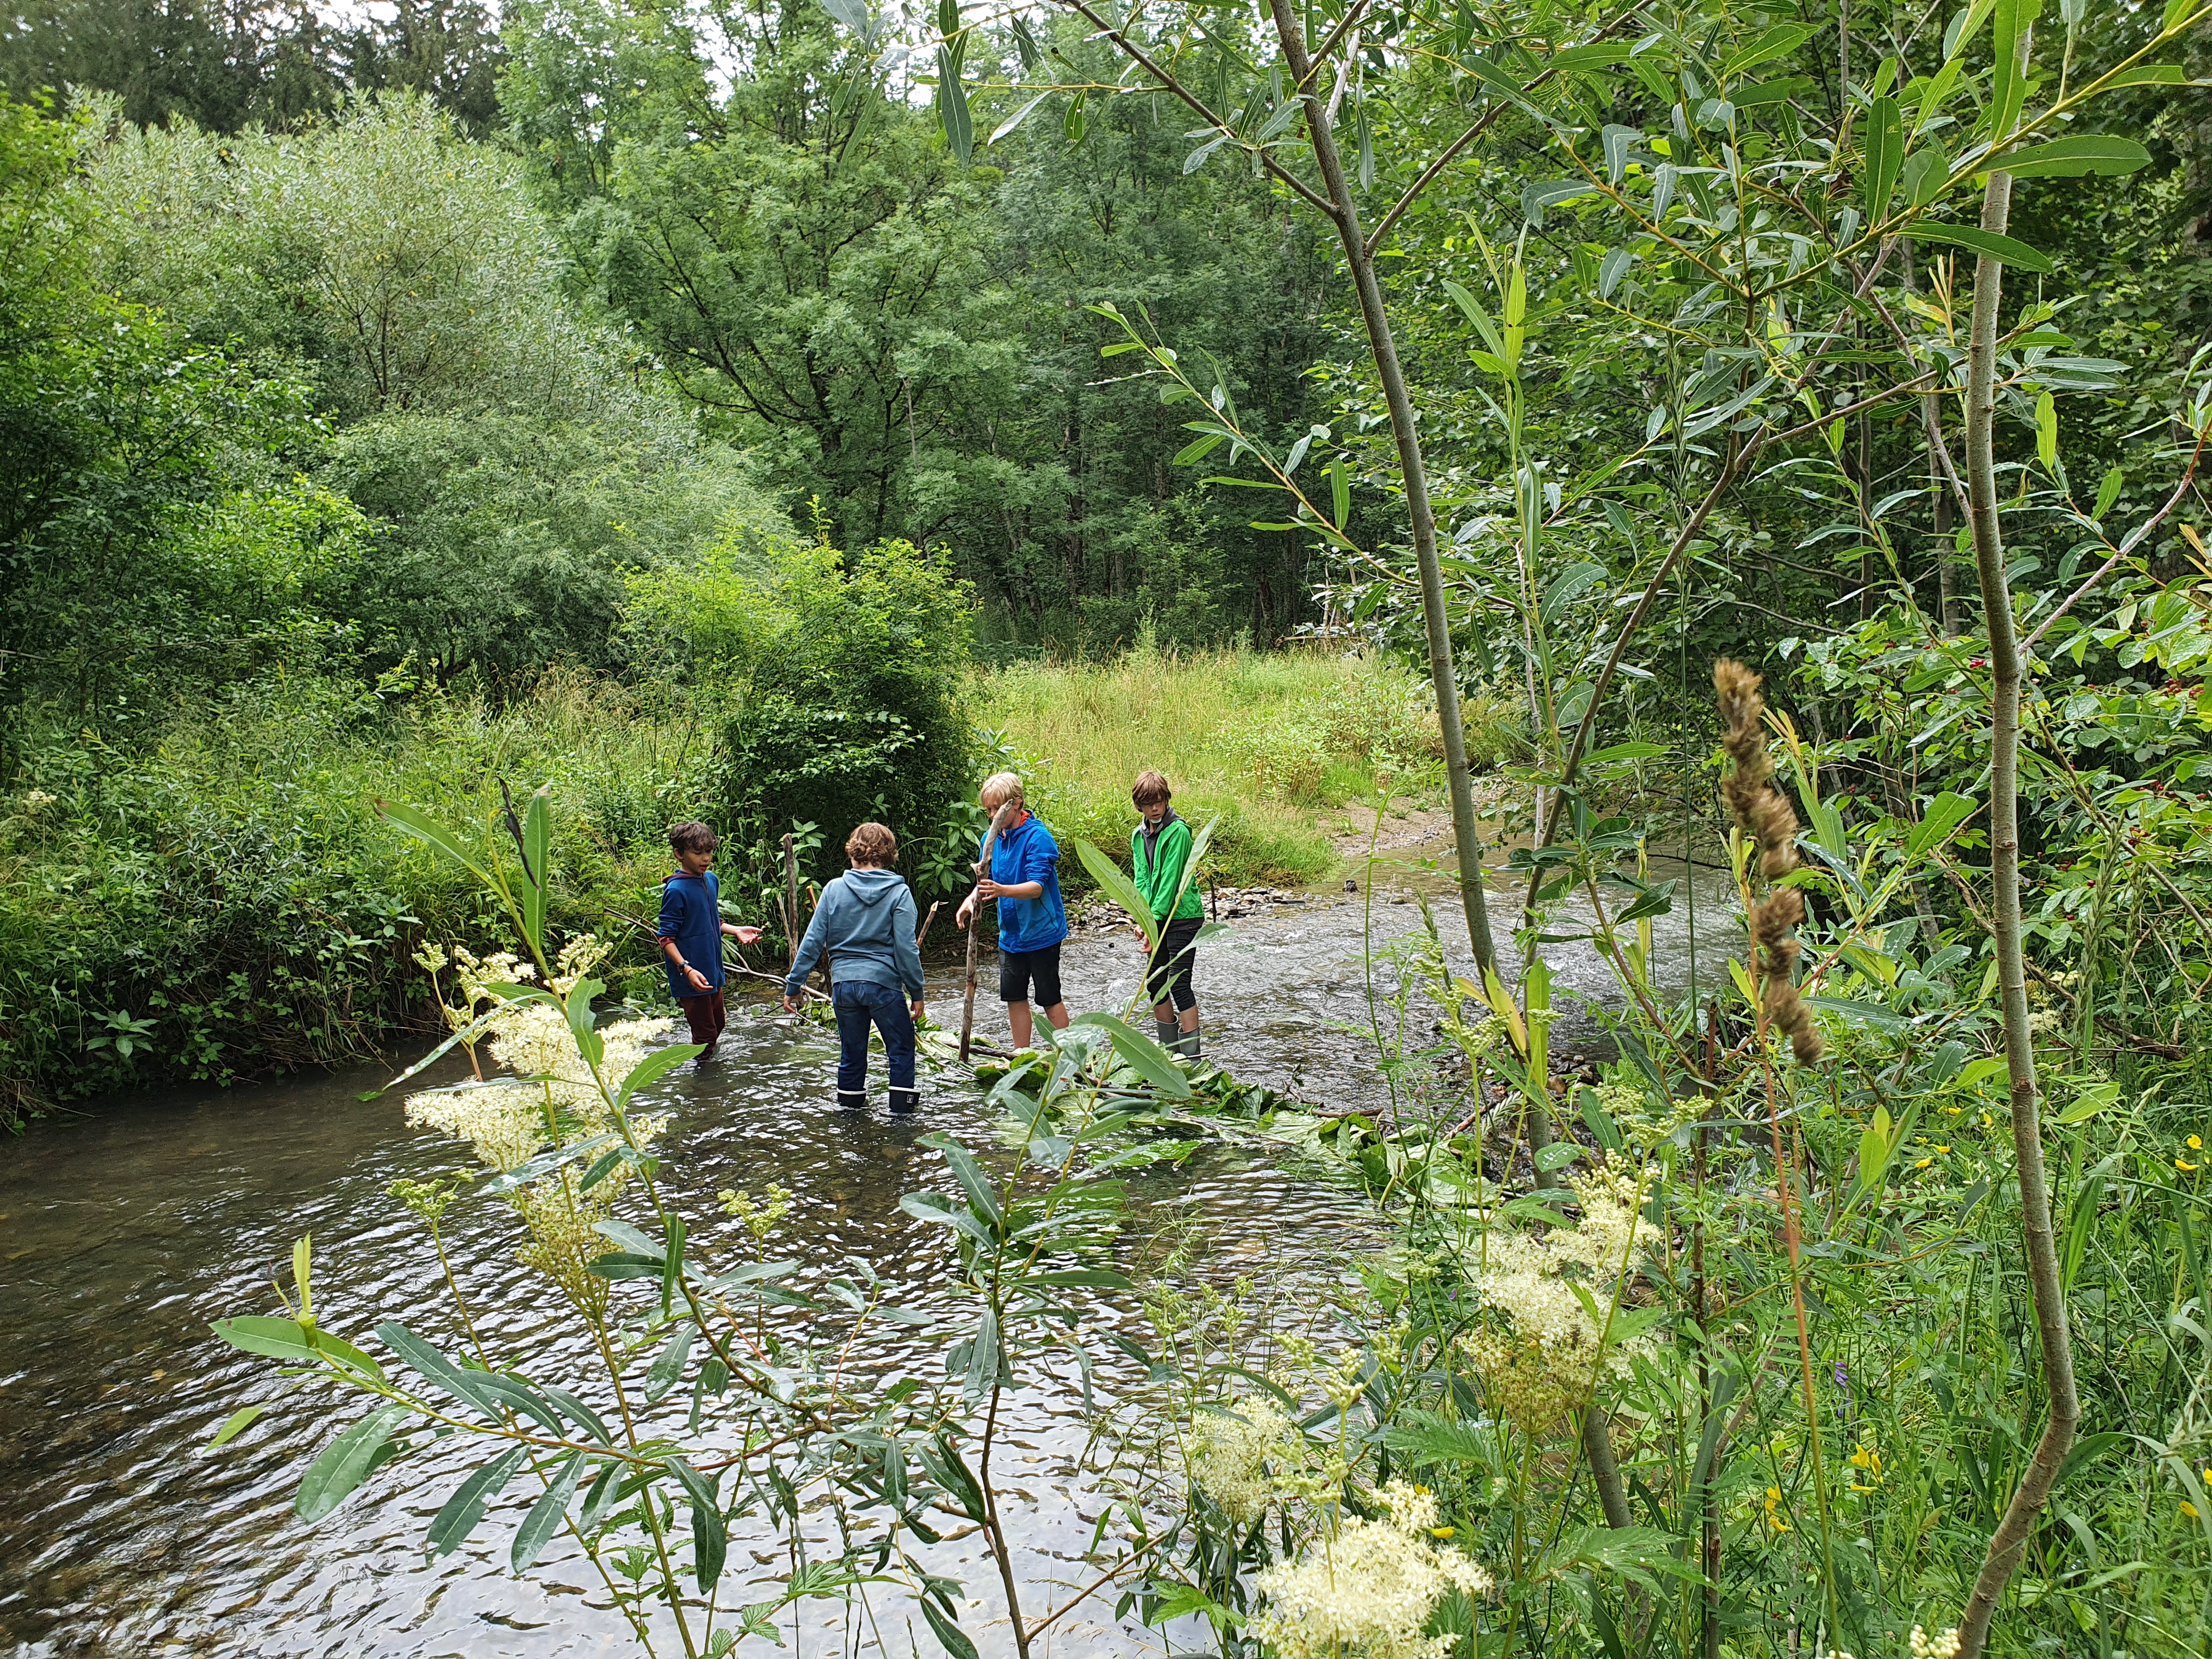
[658, 820, 763, 1057]
[782, 822, 927, 1113]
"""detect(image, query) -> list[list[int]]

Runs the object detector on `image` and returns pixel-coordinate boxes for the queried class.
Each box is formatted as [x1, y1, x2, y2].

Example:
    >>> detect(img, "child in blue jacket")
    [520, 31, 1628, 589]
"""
[658, 820, 762, 1057]
[782, 822, 927, 1113]
[955, 771, 1070, 1051]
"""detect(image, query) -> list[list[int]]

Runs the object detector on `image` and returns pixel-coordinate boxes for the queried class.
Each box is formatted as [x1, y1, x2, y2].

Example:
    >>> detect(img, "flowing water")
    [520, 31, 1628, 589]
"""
[0, 859, 1731, 1658]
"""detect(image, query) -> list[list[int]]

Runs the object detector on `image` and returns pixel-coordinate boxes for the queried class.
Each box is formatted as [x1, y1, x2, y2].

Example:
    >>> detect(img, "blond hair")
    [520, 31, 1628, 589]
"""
[979, 771, 1025, 810]
[846, 822, 897, 866]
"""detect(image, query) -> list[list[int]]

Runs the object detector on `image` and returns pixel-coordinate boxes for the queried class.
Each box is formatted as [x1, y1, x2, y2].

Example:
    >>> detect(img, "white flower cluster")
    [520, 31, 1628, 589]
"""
[1459, 1157, 1657, 1435]
[1185, 1395, 1300, 1525]
[404, 940, 675, 1302]
[1909, 1627, 1961, 1659]
[1249, 1481, 1493, 1659]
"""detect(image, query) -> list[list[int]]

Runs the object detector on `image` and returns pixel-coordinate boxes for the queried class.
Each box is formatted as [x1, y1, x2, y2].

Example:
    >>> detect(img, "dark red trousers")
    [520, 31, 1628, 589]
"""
[676, 989, 727, 1051]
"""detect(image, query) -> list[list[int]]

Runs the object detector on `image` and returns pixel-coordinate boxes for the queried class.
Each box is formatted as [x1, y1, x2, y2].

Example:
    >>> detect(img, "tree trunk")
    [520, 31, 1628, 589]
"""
[1267, 0, 1498, 975]
[1953, 152, 2082, 1659]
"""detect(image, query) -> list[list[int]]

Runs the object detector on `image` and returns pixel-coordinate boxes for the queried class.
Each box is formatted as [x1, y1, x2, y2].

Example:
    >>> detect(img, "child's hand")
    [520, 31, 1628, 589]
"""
[956, 895, 975, 927]
[911, 998, 926, 1020]
[685, 965, 712, 993]
[725, 924, 763, 945]
[781, 995, 800, 1014]
[976, 878, 1002, 901]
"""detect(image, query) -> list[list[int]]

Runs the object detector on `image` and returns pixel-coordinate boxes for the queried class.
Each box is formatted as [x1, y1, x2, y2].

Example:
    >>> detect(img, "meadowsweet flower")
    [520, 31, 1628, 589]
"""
[404, 954, 680, 1305]
[1457, 1157, 1657, 1436]
[1909, 1627, 1961, 1659]
[1248, 1481, 1493, 1659]
[1184, 1395, 1299, 1524]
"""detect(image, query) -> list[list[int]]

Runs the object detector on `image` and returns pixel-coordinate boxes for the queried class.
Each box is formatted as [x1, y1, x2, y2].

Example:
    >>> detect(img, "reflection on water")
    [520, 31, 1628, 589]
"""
[0, 859, 1730, 1656]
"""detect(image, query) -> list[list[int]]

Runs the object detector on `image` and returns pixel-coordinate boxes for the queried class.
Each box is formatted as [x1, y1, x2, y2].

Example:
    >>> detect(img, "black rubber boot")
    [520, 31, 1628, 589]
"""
[836, 1089, 868, 1111]
[889, 1087, 920, 1115]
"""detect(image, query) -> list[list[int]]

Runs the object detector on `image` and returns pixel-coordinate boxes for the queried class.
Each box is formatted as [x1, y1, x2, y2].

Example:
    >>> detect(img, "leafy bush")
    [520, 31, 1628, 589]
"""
[0, 672, 713, 1123]
[629, 535, 977, 885]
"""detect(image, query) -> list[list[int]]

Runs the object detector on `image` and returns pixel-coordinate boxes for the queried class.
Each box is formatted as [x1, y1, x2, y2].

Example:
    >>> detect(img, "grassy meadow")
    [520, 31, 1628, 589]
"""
[979, 646, 1486, 888]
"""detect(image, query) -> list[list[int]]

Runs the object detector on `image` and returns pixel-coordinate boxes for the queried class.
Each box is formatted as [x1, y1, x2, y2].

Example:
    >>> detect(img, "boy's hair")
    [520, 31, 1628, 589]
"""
[1131, 770, 1171, 807]
[668, 820, 718, 856]
[979, 771, 1025, 811]
[847, 822, 897, 866]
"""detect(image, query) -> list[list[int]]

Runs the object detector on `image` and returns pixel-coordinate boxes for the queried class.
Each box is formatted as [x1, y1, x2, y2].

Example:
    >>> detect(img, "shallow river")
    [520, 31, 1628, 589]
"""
[0, 860, 1729, 1658]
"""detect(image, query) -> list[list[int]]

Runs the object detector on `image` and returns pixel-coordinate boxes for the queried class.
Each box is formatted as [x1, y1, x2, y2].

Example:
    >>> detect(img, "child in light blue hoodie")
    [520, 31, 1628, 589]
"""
[782, 822, 927, 1113]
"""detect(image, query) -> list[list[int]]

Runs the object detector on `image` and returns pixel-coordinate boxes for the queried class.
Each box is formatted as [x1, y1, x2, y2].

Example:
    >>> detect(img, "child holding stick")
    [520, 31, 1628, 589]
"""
[1129, 770, 1204, 1059]
[955, 772, 1070, 1051]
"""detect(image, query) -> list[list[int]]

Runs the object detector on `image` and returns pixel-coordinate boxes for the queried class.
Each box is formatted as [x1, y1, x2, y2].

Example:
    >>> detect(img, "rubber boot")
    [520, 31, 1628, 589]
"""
[889, 1087, 919, 1115]
[1171, 1026, 1201, 1061]
[836, 1089, 868, 1111]
[1154, 1018, 1181, 1053]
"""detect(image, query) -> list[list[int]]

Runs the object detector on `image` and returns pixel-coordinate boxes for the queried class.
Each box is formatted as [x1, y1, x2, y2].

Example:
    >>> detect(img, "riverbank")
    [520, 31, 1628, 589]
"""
[1, 651, 1517, 1125]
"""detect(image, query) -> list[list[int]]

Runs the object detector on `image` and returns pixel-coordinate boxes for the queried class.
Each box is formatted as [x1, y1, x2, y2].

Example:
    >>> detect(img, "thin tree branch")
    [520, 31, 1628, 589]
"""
[1060, 0, 1340, 220]
[1362, 3, 1650, 258]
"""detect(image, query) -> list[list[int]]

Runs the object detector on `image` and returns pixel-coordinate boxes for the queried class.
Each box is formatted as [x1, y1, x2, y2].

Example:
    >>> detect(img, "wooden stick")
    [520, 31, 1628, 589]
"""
[782, 832, 799, 972]
[917, 900, 942, 952]
[959, 805, 1017, 1062]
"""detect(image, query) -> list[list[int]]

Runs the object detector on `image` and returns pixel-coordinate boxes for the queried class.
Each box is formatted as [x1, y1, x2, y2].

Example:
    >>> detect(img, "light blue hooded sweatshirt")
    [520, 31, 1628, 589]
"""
[783, 867, 925, 1000]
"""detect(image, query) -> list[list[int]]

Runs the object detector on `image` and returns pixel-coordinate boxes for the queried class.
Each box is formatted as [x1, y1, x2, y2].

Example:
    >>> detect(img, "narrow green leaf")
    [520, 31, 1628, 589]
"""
[646, 1324, 695, 1404]
[375, 800, 501, 891]
[918, 1133, 1004, 1227]
[2093, 465, 2124, 520]
[511, 1450, 587, 1572]
[376, 1320, 496, 1416]
[1986, 135, 2152, 178]
[427, 1444, 529, 1557]
[1863, 97, 1903, 224]
[208, 1404, 266, 1448]
[617, 1042, 700, 1114]
[990, 89, 1051, 145]
[1901, 223, 2055, 273]
[1905, 792, 1980, 859]
[1071, 835, 1161, 953]
[665, 1457, 727, 1592]
[921, 1598, 982, 1659]
[520, 786, 551, 953]
[296, 1402, 411, 1521]
[936, 44, 973, 162]
[1085, 1013, 1194, 1099]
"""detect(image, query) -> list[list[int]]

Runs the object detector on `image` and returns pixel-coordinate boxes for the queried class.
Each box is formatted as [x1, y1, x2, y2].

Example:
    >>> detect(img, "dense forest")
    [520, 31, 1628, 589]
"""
[3, 4, 2212, 1653]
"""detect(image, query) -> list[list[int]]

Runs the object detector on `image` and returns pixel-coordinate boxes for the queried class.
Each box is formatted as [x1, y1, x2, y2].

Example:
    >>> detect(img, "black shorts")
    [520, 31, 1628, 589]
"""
[999, 943, 1064, 1007]
[1144, 917, 1201, 1012]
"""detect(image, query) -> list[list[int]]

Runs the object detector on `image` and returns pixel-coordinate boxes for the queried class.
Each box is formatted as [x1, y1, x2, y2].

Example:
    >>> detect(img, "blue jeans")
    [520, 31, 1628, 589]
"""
[833, 980, 916, 1092]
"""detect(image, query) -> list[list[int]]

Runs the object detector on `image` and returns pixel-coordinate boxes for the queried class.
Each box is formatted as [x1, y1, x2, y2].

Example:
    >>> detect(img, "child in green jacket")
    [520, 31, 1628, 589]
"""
[1130, 770, 1204, 1059]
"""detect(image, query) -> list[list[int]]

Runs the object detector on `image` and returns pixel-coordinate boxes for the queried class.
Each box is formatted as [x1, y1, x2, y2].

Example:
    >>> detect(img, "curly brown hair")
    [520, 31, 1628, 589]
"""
[845, 822, 898, 866]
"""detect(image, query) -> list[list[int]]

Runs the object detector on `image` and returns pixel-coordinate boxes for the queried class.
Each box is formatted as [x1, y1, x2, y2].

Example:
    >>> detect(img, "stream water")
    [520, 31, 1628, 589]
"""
[0, 858, 1731, 1658]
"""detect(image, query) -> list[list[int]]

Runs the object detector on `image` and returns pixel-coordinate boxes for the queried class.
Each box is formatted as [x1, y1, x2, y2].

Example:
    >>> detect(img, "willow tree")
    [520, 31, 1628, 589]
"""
[861, 0, 2212, 1645]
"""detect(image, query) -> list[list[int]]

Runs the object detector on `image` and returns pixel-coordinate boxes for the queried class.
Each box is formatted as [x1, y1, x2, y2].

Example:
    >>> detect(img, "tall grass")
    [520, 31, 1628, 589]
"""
[979, 646, 1503, 887]
[0, 671, 712, 1120]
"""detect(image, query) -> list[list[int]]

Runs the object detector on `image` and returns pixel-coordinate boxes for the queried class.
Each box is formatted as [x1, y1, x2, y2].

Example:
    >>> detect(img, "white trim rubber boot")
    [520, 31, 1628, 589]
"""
[889, 1087, 920, 1115]
[836, 1089, 868, 1110]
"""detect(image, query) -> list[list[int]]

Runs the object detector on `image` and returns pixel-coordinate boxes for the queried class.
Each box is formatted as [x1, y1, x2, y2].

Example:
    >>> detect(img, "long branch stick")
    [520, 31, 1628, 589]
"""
[1954, 132, 2081, 1659]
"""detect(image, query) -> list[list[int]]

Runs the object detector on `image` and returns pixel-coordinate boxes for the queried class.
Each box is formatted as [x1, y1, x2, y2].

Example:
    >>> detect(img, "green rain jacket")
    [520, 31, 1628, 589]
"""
[1130, 809, 1205, 923]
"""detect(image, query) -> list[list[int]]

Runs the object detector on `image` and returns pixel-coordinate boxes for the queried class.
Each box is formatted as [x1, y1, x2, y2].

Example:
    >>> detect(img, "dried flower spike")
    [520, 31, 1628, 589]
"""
[1713, 658, 1823, 1063]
